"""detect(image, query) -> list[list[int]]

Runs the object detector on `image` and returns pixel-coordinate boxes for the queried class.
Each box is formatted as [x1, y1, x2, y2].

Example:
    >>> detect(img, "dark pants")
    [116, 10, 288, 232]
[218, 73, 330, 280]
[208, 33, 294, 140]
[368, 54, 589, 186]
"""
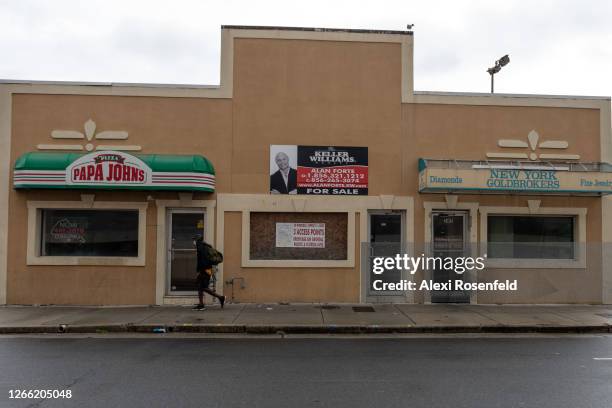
[197, 269, 221, 304]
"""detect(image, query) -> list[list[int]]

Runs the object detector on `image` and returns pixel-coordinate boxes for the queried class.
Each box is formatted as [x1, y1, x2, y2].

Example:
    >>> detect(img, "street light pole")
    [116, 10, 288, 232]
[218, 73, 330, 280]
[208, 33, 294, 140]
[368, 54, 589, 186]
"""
[487, 54, 510, 93]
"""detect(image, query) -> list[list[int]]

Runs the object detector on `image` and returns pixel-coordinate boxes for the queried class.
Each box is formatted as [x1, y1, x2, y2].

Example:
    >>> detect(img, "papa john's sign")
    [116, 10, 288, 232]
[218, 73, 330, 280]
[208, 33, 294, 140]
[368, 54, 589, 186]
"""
[66, 151, 152, 186]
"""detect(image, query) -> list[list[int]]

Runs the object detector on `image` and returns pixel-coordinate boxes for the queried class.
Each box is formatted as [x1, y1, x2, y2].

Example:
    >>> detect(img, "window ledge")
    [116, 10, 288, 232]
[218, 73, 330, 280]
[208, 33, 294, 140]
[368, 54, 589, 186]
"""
[242, 259, 353, 268]
[26, 256, 145, 267]
[26, 200, 148, 268]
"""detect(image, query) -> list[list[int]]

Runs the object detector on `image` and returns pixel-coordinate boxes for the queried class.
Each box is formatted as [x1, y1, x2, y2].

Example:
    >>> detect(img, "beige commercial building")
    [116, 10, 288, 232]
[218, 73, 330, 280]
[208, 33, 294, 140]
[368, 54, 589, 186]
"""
[1, 26, 611, 305]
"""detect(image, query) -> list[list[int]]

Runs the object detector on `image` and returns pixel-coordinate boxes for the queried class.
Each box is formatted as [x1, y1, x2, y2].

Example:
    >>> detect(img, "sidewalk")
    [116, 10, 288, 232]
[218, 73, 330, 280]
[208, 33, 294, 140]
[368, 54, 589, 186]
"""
[0, 304, 610, 334]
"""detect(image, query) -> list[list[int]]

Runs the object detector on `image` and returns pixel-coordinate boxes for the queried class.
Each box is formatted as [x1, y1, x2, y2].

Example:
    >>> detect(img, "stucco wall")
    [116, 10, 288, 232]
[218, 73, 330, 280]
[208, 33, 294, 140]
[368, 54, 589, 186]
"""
[403, 103, 602, 303]
[8, 95, 231, 304]
[222, 211, 360, 303]
[3, 35, 607, 304]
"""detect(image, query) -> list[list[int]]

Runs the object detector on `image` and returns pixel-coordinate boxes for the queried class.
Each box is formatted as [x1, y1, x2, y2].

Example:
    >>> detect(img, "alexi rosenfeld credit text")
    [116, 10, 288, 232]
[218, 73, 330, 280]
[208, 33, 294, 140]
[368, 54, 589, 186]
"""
[371, 254, 518, 292]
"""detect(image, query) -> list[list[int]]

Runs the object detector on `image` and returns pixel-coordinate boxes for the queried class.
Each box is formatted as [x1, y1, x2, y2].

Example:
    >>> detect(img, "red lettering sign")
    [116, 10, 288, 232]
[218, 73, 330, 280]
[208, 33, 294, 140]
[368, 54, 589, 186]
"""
[67, 151, 152, 186]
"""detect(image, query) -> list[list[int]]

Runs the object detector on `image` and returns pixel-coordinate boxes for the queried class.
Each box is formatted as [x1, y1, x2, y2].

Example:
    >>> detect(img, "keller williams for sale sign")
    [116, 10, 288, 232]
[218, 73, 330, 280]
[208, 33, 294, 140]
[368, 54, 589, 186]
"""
[270, 145, 368, 195]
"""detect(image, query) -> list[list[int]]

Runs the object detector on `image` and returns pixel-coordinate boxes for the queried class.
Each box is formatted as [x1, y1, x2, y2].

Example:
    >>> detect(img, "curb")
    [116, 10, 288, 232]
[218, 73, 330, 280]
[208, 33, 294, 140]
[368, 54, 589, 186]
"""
[0, 324, 609, 335]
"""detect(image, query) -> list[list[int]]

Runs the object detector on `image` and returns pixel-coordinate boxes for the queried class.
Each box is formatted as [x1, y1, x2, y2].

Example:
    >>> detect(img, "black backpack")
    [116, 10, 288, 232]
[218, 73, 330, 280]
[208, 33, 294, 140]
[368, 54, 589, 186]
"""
[205, 245, 224, 265]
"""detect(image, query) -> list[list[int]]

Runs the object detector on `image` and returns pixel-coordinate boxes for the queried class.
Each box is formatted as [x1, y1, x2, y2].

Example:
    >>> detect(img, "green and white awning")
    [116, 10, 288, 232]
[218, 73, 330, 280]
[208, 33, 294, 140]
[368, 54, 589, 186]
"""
[14, 151, 215, 192]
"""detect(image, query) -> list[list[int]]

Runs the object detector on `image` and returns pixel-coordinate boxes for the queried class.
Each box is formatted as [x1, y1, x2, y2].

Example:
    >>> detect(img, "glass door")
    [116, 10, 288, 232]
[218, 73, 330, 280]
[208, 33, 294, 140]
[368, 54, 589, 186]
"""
[367, 211, 404, 297]
[167, 209, 205, 294]
[431, 211, 470, 303]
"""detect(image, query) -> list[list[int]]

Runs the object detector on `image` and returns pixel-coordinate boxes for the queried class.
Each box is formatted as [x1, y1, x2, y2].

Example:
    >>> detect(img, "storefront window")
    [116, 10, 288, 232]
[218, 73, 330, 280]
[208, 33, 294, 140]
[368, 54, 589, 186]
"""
[487, 215, 575, 259]
[40, 209, 139, 257]
[250, 212, 348, 260]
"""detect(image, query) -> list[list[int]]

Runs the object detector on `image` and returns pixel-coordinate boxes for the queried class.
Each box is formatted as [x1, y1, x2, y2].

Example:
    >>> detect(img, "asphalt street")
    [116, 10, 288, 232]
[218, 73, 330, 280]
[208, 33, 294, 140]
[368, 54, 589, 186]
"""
[0, 335, 610, 408]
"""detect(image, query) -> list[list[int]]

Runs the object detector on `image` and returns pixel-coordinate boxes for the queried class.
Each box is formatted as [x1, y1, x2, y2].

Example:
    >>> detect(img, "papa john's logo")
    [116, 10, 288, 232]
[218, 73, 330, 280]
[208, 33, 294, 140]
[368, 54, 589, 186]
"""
[66, 151, 152, 185]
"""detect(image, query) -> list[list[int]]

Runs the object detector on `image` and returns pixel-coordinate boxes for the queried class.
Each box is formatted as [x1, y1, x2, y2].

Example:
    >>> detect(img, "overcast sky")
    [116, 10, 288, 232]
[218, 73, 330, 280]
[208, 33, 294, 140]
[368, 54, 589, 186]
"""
[1, 0, 610, 97]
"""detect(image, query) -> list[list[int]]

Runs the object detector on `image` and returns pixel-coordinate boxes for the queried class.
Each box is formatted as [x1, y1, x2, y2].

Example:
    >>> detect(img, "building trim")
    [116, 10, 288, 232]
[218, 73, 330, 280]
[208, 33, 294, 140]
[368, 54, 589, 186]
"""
[600, 102, 612, 304]
[221, 25, 413, 36]
[603, 196, 612, 304]
[414, 90, 610, 101]
[409, 92, 610, 109]
[0, 86, 10, 304]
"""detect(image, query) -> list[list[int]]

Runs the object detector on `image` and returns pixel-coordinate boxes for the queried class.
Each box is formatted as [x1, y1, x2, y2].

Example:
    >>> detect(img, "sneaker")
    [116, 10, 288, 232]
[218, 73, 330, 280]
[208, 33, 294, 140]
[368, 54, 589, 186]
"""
[219, 296, 226, 309]
[192, 304, 205, 310]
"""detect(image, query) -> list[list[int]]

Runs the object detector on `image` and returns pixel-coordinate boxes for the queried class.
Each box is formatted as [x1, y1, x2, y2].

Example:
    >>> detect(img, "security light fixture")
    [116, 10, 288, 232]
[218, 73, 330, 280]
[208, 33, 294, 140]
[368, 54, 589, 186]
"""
[487, 54, 510, 93]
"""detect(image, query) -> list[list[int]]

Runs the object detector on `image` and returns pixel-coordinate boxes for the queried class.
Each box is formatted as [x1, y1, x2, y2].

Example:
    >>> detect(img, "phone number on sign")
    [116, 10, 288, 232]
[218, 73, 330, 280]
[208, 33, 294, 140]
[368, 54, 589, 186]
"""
[9, 389, 72, 399]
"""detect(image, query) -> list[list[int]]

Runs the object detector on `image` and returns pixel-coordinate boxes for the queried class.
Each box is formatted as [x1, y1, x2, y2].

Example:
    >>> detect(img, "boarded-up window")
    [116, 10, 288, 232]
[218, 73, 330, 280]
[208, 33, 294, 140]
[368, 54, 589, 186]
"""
[250, 212, 348, 260]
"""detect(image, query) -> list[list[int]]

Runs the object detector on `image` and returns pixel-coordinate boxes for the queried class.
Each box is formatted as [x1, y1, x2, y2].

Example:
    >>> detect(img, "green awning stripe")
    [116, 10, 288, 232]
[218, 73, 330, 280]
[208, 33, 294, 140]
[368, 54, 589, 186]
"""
[13, 151, 216, 192]
[13, 184, 214, 192]
[14, 152, 215, 175]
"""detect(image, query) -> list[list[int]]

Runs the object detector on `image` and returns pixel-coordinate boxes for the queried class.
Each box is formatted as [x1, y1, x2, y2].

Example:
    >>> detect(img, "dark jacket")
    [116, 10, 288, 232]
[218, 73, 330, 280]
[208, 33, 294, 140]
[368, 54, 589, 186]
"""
[195, 240, 213, 271]
[270, 168, 298, 194]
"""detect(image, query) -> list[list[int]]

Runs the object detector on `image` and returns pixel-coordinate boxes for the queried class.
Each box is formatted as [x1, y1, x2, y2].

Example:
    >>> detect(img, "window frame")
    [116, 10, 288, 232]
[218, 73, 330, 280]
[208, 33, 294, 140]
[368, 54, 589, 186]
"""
[27, 200, 148, 266]
[479, 206, 586, 269]
[487, 214, 576, 260]
[242, 209, 355, 268]
[248, 211, 350, 262]
[40, 208, 140, 258]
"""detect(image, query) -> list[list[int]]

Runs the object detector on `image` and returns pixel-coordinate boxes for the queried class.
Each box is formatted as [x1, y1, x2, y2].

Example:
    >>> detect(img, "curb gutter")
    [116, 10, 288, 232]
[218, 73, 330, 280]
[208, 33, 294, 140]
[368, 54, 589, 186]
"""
[0, 324, 609, 335]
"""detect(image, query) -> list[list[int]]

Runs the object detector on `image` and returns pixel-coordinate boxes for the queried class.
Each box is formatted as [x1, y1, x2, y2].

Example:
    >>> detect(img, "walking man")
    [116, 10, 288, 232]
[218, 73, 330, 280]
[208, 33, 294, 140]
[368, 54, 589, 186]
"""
[193, 235, 225, 310]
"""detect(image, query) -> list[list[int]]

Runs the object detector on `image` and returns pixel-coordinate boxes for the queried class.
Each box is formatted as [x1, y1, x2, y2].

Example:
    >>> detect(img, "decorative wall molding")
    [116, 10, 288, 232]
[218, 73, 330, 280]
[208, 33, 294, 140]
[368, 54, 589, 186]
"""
[487, 130, 580, 161]
[444, 194, 459, 208]
[40, 119, 141, 152]
[80, 194, 95, 205]
[527, 199, 541, 214]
